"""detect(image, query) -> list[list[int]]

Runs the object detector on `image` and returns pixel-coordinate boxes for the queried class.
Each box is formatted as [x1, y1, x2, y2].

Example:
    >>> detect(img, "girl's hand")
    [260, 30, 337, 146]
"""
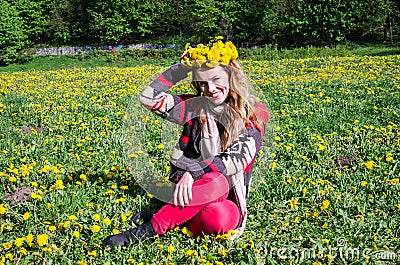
[180, 50, 188, 62]
[173, 171, 194, 207]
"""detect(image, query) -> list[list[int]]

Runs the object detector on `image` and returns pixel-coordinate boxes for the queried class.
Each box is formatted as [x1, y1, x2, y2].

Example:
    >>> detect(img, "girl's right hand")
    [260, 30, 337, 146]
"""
[173, 171, 194, 207]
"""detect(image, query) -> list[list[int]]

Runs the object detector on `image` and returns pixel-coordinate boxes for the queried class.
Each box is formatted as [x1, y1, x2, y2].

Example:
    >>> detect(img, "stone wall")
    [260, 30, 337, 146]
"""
[33, 44, 180, 56]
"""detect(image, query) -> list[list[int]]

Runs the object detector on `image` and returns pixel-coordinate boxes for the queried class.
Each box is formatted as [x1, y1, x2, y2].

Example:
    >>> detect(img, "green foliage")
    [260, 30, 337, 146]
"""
[46, 0, 79, 44]
[356, 0, 400, 44]
[188, 0, 223, 41]
[1, 0, 400, 61]
[0, 0, 29, 65]
[13, 0, 49, 44]
[290, 0, 362, 45]
[87, 0, 157, 44]
[220, 0, 267, 41]
[259, 0, 295, 43]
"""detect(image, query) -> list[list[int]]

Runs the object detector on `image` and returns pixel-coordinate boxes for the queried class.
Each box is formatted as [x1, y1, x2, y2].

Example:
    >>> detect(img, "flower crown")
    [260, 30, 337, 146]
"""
[180, 36, 239, 68]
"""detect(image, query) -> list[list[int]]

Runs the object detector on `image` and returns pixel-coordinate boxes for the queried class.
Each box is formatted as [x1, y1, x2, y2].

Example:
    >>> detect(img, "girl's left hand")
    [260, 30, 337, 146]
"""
[173, 171, 194, 207]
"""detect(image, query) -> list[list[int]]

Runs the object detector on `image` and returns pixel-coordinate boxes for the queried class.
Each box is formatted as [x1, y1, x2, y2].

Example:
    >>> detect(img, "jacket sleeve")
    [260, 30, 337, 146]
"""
[139, 63, 191, 119]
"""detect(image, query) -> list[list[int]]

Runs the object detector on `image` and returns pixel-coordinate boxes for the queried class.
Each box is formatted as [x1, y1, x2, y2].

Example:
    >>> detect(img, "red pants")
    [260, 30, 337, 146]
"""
[150, 172, 240, 235]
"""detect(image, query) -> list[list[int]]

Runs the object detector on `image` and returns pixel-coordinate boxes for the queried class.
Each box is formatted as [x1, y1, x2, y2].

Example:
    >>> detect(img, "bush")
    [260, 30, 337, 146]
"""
[0, 0, 29, 65]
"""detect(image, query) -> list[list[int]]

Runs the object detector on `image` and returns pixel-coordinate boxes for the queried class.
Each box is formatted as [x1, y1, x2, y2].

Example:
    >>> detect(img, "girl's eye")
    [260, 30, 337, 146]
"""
[199, 82, 208, 87]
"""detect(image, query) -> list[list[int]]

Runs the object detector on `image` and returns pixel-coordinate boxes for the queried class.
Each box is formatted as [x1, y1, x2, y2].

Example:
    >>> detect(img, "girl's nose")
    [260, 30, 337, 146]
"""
[206, 82, 217, 93]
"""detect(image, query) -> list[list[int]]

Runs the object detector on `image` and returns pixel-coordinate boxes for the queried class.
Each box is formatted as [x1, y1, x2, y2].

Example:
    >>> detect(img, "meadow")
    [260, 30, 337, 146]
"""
[0, 54, 399, 265]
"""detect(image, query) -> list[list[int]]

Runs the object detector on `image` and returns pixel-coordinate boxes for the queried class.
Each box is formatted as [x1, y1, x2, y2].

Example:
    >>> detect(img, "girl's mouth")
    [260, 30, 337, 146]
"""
[212, 91, 222, 98]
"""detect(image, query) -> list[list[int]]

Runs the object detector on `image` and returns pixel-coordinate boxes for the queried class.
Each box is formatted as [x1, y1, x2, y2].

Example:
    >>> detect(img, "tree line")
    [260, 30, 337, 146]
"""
[1, 0, 399, 65]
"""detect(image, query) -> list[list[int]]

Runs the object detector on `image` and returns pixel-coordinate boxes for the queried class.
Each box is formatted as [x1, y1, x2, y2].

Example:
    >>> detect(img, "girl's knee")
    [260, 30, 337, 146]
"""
[189, 200, 240, 235]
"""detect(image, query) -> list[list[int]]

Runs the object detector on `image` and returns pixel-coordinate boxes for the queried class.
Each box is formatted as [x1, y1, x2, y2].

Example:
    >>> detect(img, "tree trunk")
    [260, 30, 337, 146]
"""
[388, 14, 393, 45]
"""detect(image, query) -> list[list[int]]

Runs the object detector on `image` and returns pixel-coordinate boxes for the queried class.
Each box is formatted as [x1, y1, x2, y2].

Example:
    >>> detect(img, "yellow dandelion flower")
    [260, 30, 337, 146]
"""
[91, 225, 101, 233]
[317, 144, 326, 150]
[92, 214, 101, 221]
[320, 200, 330, 210]
[18, 247, 27, 255]
[385, 153, 393, 162]
[14, 237, 24, 247]
[115, 198, 125, 204]
[289, 198, 298, 209]
[31, 192, 42, 200]
[228, 230, 237, 235]
[9, 176, 17, 182]
[105, 189, 115, 196]
[73, 231, 80, 238]
[186, 249, 198, 257]
[363, 160, 379, 170]
[23, 212, 30, 220]
[181, 227, 194, 237]
[301, 187, 307, 196]
[361, 181, 367, 187]
[79, 174, 87, 181]
[69, 215, 78, 220]
[167, 245, 175, 253]
[181, 37, 238, 67]
[388, 178, 399, 185]
[5, 253, 13, 261]
[103, 218, 112, 226]
[3, 241, 12, 250]
[0, 204, 7, 215]
[26, 234, 34, 244]
[121, 213, 127, 222]
[37, 234, 49, 247]
[87, 251, 97, 257]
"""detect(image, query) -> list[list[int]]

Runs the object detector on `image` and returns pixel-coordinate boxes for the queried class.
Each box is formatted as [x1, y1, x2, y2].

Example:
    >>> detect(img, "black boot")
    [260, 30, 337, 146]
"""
[102, 222, 156, 252]
[132, 211, 153, 226]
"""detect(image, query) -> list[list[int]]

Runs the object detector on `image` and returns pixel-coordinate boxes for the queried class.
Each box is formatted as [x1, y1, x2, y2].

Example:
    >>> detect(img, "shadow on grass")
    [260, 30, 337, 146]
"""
[353, 48, 400, 57]
[68, 169, 166, 213]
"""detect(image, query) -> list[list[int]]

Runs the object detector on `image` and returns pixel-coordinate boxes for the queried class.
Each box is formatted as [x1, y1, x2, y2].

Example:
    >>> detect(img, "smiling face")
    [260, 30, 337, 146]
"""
[192, 65, 230, 105]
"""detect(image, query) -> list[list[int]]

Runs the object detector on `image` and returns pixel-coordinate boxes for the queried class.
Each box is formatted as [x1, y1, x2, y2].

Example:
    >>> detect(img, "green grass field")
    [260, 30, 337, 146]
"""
[0, 54, 399, 265]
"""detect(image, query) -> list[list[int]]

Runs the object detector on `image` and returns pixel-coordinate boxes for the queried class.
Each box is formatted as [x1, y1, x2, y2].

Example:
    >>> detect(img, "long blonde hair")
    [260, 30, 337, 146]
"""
[193, 60, 261, 150]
